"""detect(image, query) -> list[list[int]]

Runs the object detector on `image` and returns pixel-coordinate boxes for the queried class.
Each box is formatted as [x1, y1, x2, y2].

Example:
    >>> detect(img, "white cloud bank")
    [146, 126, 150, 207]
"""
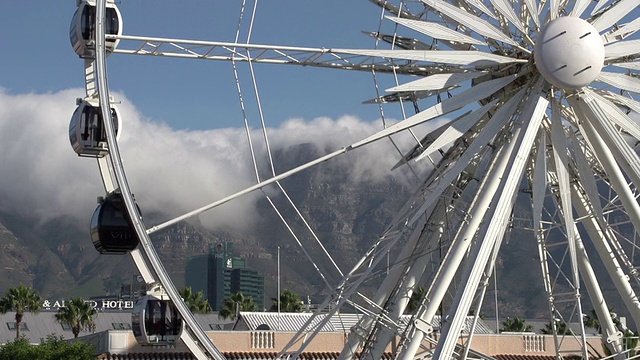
[0, 88, 429, 231]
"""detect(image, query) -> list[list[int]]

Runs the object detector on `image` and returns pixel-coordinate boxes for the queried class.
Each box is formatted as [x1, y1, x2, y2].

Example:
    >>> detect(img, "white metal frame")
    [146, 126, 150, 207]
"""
[72, 1, 640, 360]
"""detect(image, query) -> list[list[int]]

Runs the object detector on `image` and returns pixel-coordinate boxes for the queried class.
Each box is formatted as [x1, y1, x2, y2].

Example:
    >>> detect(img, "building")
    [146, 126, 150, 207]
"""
[0, 311, 607, 360]
[230, 268, 264, 310]
[186, 243, 265, 311]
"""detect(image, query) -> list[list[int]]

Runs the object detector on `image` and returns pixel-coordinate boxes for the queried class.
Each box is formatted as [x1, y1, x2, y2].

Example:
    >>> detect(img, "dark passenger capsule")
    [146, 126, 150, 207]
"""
[90, 192, 139, 254]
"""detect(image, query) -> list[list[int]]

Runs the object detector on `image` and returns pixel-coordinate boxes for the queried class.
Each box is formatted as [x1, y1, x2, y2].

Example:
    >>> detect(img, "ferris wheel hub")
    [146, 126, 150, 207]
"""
[533, 16, 604, 89]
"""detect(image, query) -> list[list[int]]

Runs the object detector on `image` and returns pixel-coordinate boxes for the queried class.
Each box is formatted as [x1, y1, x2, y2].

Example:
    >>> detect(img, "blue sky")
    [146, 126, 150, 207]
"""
[4, 2, 638, 131]
[1, 1, 638, 231]
[1, 1, 387, 130]
[0, 1, 416, 231]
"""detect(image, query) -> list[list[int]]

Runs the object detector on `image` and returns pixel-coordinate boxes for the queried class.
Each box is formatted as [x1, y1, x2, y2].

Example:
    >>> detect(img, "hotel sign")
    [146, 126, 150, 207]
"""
[42, 299, 135, 310]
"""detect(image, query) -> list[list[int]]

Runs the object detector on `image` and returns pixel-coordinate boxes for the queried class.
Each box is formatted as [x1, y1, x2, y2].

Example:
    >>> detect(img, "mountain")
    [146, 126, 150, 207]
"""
[0, 142, 623, 320]
[0, 143, 412, 304]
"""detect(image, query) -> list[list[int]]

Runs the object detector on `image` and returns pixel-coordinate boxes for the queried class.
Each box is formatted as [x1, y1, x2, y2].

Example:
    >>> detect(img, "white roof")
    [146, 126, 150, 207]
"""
[235, 312, 335, 332]
[235, 312, 494, 334]
[0, 310, 132, 344]
[0, 311, 234, 345]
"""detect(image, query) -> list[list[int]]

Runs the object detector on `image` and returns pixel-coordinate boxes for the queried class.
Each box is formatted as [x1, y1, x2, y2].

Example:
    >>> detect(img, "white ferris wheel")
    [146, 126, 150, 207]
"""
[68, 0, 640, 359]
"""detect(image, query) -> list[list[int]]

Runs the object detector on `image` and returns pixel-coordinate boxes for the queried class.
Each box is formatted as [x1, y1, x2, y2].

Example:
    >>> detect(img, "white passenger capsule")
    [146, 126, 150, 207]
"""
[132, 286, 184, 345]
[69, 97, 120, 157]
[69, 0, 122, 58]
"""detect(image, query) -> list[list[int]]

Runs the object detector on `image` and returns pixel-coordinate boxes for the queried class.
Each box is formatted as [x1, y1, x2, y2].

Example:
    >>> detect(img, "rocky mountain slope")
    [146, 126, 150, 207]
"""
[0, 142, 620, 319]
[0, 143, 412, 303]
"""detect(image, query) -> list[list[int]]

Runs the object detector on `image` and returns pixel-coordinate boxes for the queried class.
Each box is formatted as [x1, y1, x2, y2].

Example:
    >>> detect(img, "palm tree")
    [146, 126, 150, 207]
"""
[405, 287, 425, 314]
[541, 319, 571, 335]
[0, 285, 42, 339]
[584, 308, 601, 332]
[54, 297, 97, 338]
[270, 289, 303, 313]
[219, 292, 257, 320]
[180, 287, 212, 314]
[500, 316, 533, 332]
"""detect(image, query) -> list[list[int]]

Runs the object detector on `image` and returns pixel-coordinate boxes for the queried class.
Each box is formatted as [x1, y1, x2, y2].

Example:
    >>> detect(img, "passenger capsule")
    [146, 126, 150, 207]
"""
[132, 287, 183, 345]
[90, 192, 139, 254]
[69, 98, 120, 157]
[70, 0, 122, 58]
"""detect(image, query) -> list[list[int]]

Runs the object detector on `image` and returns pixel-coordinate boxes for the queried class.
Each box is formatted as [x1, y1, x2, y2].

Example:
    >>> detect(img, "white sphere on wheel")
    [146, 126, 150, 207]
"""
[534, 16, 604, 89]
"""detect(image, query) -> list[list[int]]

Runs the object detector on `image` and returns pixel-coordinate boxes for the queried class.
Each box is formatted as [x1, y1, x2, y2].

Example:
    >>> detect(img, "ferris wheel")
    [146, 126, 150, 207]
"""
[68, 0, 640, 359]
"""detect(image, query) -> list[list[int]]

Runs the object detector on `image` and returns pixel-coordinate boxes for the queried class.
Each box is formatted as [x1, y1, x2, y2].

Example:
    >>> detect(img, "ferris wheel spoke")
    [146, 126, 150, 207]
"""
[387, 16, 488, 46]
[579, 91, 640, 186]
[351, 74, 519, 150]
[420, 0, 519, 46]
[488, 0, 527, 34]
[382, 142, 469, 234]
[339, 217, 430, 359]
[414, 99, 497, 159]
[146, 148, 348, 234]
[591, 0, 613, 16]
[463, 0, 499, 19]
[392, 112, 470, 169]
[567, 203, 625, 354]
[568, 0, 591, 18]
[608, 17, 640, 40]
[386, 71, 487, 92]
[596, 71, 640, 93]
[605, 39, 640, 61]
[406, 87, 526, 225]
[150, 75, 512, 236]
[585, 90, 640, 140]
[422, 88, 548, 360]
[549, 0, 561, 20]
[109, 34, 444, 75]
[570, 132, 605, 217]
[532, 134, 547, 246]
[362, 215, 445, 359]
[399, 127, 522, 360]
[282, 234, 405, 359]
[596, 89, 640, 115]
[336, 48, 525, 66]
[571, 181, 640, 327]
[368, 0, 423, 20]
[550, 100, 581, 285]
[610, 60, 640, 71]
[572, 101, 640, 280]
[590, 0, 640, 32]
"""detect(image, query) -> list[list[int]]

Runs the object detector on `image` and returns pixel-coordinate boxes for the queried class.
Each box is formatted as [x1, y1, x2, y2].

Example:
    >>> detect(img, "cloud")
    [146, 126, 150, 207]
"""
[0, 88, 432, 232]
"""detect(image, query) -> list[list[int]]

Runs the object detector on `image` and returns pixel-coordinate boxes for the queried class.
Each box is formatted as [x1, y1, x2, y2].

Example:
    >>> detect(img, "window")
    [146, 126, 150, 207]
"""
[209, 324, 223, 330]
[61, 323, 72, 331]
[112, 323, 132, 330]
[6, 322, 29, 331]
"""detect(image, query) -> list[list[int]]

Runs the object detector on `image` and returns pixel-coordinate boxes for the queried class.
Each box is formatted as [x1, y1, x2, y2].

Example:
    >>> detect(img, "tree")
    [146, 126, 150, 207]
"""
[54, 297, 97, 338]
[405, 287, 425, 314]
[219, 292, 258, 319]
[180, 287, 212, 314]
[270, 289, 303, 313]
[0, 335, 95, 360]
[500, 317, 533, 332]
[541, 320, 571, 335]
[584, 308, 601, 332]
[0, 285, 42, 339]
